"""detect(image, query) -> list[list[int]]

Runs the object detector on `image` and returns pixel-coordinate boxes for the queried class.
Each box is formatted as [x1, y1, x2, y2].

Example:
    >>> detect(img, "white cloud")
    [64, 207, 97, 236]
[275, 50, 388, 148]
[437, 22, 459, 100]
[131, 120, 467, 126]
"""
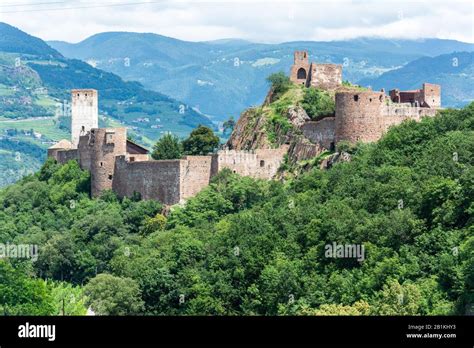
[0, 0, 472, 43]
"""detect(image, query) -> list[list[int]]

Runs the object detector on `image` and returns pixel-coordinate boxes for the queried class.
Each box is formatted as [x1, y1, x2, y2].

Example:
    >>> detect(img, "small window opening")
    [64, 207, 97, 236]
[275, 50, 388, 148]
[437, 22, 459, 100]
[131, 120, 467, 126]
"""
[354, 95, 359, 102]
[260, 160, 265, 167]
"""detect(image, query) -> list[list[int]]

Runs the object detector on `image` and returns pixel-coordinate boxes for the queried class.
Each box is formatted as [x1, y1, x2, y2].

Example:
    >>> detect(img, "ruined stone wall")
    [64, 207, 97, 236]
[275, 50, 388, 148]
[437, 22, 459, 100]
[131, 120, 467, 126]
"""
[112, 156, 181, 205]
[71, 89, 98, 148]
[300, 117, 335, 149]
[180, 156, 213, 200]
[216, 146, 287, 179]
[290, 51, 310, 85]
[309, 64, 342, 90]
[335, 91, 385, 143]
[383, 104, 438, 130]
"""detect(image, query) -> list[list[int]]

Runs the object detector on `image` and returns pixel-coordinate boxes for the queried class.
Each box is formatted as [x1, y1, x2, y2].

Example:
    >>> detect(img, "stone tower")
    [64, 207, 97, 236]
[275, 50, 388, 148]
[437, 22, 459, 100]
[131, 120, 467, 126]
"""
[290, 51, 310, 85]
[77, 127, 127, 197]
[335, 91, 385, 143]
[71, 89, 98, 148]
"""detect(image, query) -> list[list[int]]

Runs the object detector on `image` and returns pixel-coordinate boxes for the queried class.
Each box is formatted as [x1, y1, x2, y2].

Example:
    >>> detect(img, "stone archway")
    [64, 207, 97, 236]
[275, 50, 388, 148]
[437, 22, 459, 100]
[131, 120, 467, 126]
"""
[297, 67, 307, 80]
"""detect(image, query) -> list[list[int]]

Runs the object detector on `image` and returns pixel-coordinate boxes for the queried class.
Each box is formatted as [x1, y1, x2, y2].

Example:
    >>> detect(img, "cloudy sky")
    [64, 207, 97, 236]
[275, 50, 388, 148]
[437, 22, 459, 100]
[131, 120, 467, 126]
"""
[1, 0, 473, 43]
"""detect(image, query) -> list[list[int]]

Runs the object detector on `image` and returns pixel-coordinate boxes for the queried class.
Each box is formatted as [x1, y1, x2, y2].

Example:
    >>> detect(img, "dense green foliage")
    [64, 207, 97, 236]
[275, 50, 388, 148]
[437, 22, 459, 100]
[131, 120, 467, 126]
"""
[266, 72, 292, 100]
[151, 133, 183, 160]
[301, 88, 335, 120]
[182, 125, 220, 155]
[0, 104, 472, 315]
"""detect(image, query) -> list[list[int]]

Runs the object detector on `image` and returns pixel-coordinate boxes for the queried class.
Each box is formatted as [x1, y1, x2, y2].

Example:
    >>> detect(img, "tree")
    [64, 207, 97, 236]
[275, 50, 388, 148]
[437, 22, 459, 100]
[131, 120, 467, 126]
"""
[301, 88, 335, 120]
[266, 72, 291, 99]
[84, 273, 144, 315]
[182, 125, 219, 155]
[0, 261, 54, 315]
[151, 133, 183, 160]
[223, 116, 235, 135]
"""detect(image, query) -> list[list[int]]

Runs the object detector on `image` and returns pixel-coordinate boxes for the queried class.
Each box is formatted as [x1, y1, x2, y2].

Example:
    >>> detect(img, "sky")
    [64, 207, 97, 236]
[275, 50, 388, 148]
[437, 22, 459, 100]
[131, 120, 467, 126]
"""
[0, 0, 473, 44]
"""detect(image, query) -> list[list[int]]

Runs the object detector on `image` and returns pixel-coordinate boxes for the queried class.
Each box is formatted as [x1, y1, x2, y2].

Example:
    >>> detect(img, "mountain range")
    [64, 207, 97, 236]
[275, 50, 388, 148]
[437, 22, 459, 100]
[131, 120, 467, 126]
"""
[49, 33, 474, 119]
[0, 22, 212, 187]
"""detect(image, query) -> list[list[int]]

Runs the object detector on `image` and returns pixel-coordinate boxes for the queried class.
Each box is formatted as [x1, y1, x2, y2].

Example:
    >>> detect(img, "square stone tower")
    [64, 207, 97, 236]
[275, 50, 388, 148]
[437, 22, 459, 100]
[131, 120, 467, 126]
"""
[290, 51, 310, 85]
[71, 89, 98, 148]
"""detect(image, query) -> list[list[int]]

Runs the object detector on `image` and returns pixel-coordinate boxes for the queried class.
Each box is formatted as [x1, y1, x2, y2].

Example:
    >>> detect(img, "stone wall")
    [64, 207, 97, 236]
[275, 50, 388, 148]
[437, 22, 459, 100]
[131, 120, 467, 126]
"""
[215, 146, 287, 179]
[55, 149, 78, 164]
[300, 117, 335, 149]
[48, 148, 78, 163]
[383, 104, 438, 130]
[309, 64, 342, 90]
[112, 156, 182, 205]
[180, 156, 214, 200]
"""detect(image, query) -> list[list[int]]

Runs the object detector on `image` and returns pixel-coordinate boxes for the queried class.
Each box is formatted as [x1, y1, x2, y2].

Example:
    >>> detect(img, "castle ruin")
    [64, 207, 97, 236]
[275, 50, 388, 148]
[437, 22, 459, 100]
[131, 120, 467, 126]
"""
[48, 51, 441, 204]
[290, 51, 343, 90]
[48, 90, 286, 204]
[288, 50, 441, 149]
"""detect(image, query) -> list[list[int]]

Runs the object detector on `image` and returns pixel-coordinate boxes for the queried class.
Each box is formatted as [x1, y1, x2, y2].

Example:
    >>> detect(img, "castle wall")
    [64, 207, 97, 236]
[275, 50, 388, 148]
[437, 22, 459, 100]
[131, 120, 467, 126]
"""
[300, 117, 335, 149]
[112, 156, 182, 205]
[180, 156, 214, 200]
[335, 91, 385, 143]
[56, 149, 78, 164]
[383, 104, 438, 130]
[71, 89, 98, 148]
[48, 148, 78, 164]
[309, 64, 342, 90]
[216, 146, 287, 179]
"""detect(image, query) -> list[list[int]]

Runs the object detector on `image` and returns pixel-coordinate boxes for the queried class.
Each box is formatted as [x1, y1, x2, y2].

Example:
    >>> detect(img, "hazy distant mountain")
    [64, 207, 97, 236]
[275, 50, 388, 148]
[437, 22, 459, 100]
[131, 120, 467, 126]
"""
[49, 33, 474, 119]
[0, 23, 212, 187]
[360, 52, 474, 107]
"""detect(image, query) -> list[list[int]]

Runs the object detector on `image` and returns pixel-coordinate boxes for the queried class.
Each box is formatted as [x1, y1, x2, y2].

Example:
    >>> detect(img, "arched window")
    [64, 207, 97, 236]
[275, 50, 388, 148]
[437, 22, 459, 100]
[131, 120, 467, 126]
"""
[354, 95, 359, 102]
[297, 68, 307, 80]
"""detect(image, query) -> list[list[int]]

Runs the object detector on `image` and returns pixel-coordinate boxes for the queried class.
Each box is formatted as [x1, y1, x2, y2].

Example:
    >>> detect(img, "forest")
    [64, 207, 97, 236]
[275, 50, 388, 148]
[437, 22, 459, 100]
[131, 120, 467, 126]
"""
[0, 103, 472, 315]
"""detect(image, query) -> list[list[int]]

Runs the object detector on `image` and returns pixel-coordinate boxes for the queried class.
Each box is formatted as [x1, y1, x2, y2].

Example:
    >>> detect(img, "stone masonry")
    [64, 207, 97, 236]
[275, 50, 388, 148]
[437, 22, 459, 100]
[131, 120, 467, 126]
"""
[290, 51, 342, 90]
[48, 52, 442, 204]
